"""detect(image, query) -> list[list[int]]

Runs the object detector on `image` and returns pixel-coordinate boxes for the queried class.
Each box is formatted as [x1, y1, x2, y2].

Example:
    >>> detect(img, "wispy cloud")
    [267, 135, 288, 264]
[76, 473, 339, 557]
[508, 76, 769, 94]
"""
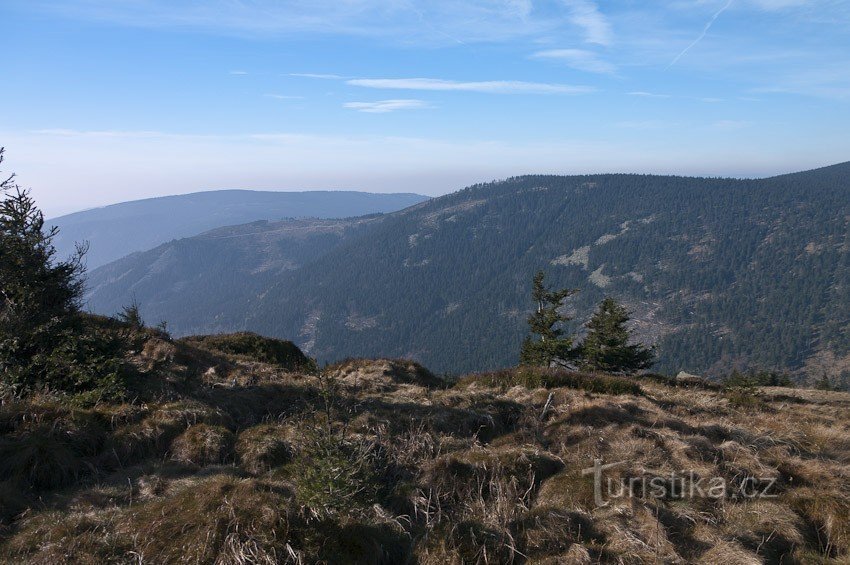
[344, 99, 431, 113]
[531, 48, 616, 74]
[264, 94, 304, 100]
[628, 91, 671, 98]
[290, 73, 346, 80]
[28, 0, 574, 45]
[346, 77, 593, 95]
[667, 0, 734, 68]
[616, 120, 679, 129]
[229, 70, 248, 75]
[712, 119, 753, 130]
[562, 0, 613, 46]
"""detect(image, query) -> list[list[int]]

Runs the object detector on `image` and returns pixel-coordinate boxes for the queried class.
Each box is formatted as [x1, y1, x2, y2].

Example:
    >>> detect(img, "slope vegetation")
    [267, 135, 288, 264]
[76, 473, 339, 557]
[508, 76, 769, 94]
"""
[1, 330, 848, 563]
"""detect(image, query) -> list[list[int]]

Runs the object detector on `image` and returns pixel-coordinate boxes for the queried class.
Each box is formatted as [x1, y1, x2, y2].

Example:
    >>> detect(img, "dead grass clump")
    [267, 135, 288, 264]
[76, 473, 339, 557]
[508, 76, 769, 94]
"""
[327, 358, 444, 390]
[720, 500, 804, 562]
[202, 383, 317, 426]
[170, 423, 236, 466]
[108, 400, 233, 466]
[119, 475, 295, 563]
[695, 540, 761, 564]
[457, 367, 642, 396]
[535, 469, 600, 513]
[787, 487, 850, 558]
[141, 336, 177, 365]
[310, 520, 413, 564]
[425, 447, 562, 502]
[0, 425, 85, 489]
[181, 332, 315, 372]
[513, 506, 597, 560]
[236, 423, 295, 474]
[0, 509, 128, 563]
[445, 519, 519, 564]
[0, 480, 28, 523]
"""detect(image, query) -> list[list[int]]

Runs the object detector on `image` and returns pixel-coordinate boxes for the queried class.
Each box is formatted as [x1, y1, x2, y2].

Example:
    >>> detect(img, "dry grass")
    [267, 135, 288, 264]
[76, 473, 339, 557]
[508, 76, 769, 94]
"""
[2, 338, 850, 563]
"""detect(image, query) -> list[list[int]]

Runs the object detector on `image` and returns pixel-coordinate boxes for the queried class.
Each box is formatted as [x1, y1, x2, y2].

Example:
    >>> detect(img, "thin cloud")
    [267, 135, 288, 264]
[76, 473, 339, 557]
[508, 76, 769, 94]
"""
[531, 49, 616, 74]
[29, 0, 572, 45]
[712, 119, 753, 130]
[344, 99, 432, 113]
[347, 77, 593, 95]
[290, 73, 346, 80]
[264, 94, 304, 100]
[668, 0, 734, 69]
[562, 0, 613, 46]
[628, 91, 672, 98]
[229, 70, 248, 75]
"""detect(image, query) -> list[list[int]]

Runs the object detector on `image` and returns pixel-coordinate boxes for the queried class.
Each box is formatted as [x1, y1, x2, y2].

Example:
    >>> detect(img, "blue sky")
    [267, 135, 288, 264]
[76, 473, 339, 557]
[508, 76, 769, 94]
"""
[1, 0, 849, 216]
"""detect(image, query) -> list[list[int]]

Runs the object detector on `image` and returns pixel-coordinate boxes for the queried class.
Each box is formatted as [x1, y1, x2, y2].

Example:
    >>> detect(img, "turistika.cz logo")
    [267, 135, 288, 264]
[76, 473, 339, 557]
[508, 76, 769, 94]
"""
[581, 459, 779, 507]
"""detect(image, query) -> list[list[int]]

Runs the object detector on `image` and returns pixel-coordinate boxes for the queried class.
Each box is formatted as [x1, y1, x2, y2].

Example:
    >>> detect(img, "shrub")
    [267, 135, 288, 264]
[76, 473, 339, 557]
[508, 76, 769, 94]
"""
[292, 430, 384, 518]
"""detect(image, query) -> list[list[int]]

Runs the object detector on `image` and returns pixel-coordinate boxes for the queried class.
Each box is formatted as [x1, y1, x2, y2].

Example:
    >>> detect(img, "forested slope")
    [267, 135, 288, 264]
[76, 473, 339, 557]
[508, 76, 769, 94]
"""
[86, 163, 850, 381]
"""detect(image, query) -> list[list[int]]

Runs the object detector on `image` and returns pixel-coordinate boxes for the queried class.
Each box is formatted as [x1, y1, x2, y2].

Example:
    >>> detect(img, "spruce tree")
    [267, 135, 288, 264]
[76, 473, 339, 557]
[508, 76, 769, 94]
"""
[580, 298, 654, 375]
[519, 270, 577, 367]
[0, 148, 126, 397]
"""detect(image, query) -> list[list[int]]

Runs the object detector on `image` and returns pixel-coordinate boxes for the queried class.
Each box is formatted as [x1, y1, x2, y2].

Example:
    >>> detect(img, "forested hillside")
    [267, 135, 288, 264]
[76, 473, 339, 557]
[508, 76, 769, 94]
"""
[85, 163, 850, 383]
[86, 216, 382, 336]
[50, 190, 428, 269]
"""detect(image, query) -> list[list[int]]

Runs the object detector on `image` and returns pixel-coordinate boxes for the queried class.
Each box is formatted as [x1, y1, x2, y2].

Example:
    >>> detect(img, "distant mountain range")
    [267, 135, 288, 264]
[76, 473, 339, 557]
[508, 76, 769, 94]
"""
[49, 190, 429, 269]
[84, 163, 850, 383]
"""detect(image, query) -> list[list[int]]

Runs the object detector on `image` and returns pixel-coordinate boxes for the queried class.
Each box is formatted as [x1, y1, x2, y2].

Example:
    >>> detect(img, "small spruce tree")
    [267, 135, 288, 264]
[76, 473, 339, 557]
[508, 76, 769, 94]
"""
[118, 298, 145, 329]
[0, 148, 126, 398]
[519, 270, 578, 368]
[579, 298, 654, 375]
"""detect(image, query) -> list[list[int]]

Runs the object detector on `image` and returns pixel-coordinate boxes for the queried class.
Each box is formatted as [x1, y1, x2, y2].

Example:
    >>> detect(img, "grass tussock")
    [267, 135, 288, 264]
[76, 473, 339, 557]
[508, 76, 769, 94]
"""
[169, 423, 236, 466]
[236, 423, 295, 475]
[180, 332, 315, 372]
[456, 366, 642, 396]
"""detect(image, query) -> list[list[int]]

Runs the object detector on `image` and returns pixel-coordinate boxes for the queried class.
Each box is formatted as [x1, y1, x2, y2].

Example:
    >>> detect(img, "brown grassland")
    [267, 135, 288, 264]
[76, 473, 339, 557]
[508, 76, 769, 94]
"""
[1, 331, 849, 564]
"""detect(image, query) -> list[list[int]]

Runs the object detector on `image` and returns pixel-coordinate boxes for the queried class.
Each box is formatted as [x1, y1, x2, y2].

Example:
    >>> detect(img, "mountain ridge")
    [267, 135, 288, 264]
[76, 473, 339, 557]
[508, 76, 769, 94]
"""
[85, 164, 850, 382]
[50, 189, 429, 269]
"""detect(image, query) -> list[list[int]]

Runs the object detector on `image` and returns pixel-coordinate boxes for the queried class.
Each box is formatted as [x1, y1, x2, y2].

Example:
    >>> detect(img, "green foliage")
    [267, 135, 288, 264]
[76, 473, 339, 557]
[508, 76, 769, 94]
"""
[722, 368, 794, 388]
[0, 149, 127, 398]
[815, 374, 835, 391]
[292, 429, 383, 519]
[519, 271, 578, 368]
[579, 298, 654, 375]
[721, 370, 770, 409]
[117, 298, 144, 329]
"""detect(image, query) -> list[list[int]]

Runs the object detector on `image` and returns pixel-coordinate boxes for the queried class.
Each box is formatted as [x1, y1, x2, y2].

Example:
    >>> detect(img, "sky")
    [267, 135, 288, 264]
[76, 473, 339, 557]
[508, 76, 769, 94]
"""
[1, 0, 849, 217]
